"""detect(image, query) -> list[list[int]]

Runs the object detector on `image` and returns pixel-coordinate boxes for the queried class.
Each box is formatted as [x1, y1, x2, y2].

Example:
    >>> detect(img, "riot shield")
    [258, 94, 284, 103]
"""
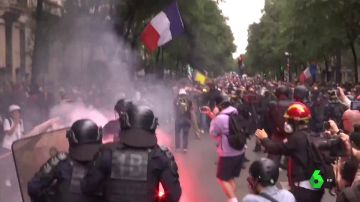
[12, 128, 69, 202]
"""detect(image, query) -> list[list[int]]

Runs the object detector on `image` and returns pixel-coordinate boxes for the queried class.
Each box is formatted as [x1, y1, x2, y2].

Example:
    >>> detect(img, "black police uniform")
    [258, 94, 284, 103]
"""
[28, 119, 102, 202]
[266, 100, 293, 136]
[81, 105, 182, 202]
[28, 153, 100, 202]
[265, 97, 292, 166]
[324, 101, 346, 127]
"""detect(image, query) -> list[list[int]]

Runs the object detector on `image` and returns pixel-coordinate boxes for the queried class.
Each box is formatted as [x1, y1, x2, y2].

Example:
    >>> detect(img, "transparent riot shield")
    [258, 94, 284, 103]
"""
[12, 128, 69, 202]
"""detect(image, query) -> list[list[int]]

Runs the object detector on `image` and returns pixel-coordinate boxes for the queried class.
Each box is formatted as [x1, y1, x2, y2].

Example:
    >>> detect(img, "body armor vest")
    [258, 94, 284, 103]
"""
[57, 159, 100, 202]
[105, 146, 158, 202]
[270, 100, 292, 137]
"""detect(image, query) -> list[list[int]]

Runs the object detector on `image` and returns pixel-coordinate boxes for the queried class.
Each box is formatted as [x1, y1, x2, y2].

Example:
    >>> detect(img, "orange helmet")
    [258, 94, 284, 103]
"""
[283, 102, 311, 121]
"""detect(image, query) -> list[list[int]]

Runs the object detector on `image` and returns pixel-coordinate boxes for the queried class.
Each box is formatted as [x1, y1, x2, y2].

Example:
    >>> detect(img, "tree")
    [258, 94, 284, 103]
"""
[31, 0, 236, 81]
[246, 0, 360, 83]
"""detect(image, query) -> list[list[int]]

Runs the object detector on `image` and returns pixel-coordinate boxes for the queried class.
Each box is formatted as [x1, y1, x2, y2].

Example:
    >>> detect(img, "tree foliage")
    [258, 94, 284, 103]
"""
[34, 0, 236, 78]
[112, 0, 236, 75]
[246, 0, 360, 82]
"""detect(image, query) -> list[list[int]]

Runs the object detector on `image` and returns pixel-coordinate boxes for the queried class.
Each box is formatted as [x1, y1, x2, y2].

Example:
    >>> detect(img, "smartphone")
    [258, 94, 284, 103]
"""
[351, 101, 360, 111]
[323, 121, 331, 130]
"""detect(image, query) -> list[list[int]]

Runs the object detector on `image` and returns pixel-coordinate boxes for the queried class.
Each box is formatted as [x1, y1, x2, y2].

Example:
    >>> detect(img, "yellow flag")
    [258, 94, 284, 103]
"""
[194, 71, 206, 85]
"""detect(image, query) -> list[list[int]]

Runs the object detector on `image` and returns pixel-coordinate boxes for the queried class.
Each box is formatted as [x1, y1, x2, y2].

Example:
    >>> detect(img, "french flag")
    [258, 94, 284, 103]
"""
[299, 64, 317, 82]
[141, 1, 184, 53]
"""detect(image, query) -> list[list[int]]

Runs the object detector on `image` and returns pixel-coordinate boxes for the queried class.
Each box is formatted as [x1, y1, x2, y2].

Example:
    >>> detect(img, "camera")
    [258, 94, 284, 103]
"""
[350, 124, 360, 148]
[323, 121, 331, 131]
[318, 137, 347, 157]
[350, 101, 360, 111]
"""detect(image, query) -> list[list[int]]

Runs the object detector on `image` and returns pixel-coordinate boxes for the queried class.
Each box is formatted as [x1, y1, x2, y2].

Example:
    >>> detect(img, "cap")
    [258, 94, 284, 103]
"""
[179, 89, 187, 95]
[9, 105, 21, 113]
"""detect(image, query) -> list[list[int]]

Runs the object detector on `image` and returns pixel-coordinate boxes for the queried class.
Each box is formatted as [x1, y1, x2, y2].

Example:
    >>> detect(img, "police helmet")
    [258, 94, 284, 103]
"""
[275, 86, 290, 99]
[118, 100, 136, 130]
[121, 105, 158, 147]
[114, 99, 126, 115]
[66, 119, 102, 161]
[66, 119, 102, 146]
[130, 105, 158, 132]
[294, 85, 309, 102]
[249, 158, 279, 186]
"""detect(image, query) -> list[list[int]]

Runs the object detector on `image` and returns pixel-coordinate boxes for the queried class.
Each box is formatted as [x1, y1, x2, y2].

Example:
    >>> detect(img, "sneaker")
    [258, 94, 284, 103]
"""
[183, 149, 188, 153]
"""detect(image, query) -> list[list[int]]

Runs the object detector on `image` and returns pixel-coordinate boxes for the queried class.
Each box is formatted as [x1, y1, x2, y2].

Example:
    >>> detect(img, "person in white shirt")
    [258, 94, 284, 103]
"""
[2, 105, 24, 150]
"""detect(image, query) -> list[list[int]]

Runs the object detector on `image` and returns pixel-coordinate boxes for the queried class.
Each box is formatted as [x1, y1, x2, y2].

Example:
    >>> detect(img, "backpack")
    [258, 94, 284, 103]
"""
[304, 134, 335, 189]
[225, 112, 248, 150]
[176, 97, 189, 116]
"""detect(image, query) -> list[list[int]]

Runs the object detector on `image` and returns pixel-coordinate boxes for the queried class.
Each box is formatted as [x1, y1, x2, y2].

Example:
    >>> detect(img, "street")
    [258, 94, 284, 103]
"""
[0, 126, 337, 202]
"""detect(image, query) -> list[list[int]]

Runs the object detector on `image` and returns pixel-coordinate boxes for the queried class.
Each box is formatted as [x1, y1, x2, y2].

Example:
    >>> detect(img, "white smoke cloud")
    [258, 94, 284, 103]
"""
[49, 101, 110, 128]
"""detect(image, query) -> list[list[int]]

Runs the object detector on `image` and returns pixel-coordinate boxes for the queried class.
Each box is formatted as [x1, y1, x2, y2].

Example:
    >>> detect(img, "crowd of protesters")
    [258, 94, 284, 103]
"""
[172, 72, 360, 202]
[2, 71, 360, 201]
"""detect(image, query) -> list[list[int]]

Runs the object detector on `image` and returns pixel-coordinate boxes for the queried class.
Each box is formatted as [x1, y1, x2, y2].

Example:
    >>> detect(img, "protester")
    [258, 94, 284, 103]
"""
[256, 102, 325, 202]
[243, 158, 296, 202]
[208, 95, 245, 202]
[2, 105, 24, 150]
[174, 88, 192, 152]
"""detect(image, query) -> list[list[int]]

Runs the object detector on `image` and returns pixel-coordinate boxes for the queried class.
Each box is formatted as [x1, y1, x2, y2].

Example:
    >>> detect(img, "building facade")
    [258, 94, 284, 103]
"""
[0, 0, 63, 85]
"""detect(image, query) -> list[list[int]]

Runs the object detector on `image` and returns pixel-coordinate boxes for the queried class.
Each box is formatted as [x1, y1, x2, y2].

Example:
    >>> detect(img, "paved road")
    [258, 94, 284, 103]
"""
[0, 127, 336, 202]
[164, 127, 336, 202]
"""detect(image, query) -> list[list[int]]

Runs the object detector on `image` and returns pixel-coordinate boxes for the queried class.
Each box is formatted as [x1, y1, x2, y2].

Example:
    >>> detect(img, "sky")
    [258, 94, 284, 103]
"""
[219, 0, 265, 58]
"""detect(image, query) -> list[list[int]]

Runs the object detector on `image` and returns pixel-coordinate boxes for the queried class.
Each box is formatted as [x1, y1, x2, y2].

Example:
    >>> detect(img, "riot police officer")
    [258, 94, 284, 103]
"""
[324, 89, 347, 127]
[81, 103, 182, 202]
[293, 85, 321, 132]
[103, 99, 127, 143]
[264, 86, 292, 166]
[293, 85, 310, 103]
[28, 119, 103, 202]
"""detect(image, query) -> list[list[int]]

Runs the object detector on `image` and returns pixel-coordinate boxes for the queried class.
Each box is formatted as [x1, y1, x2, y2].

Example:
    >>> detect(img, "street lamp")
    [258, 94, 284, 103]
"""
[285, 52, 291, 82]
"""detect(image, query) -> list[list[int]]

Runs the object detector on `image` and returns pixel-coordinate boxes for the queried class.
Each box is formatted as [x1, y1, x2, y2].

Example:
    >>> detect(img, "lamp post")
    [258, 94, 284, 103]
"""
[285, 52, 290, 82]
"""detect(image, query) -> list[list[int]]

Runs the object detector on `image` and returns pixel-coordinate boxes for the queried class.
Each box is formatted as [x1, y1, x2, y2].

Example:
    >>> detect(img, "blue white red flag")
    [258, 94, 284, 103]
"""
[141, 1, 184, 53]
[299, 64, 317, 82]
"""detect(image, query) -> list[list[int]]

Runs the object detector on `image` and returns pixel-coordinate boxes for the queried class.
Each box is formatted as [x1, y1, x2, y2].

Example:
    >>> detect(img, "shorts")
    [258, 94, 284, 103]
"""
[216, 154, 244, 181]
